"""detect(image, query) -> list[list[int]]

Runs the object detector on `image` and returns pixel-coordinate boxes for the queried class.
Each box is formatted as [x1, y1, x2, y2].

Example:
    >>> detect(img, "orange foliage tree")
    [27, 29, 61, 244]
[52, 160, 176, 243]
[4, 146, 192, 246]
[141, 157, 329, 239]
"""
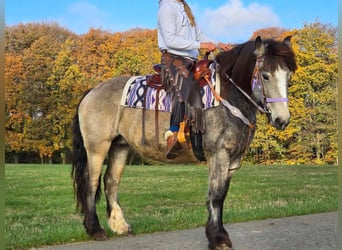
[4, 22, 337, 164]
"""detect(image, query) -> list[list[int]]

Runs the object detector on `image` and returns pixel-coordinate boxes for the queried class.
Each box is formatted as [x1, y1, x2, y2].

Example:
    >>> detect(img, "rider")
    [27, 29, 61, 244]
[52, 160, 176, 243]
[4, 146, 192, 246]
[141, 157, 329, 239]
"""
[158, 0, 231, 159]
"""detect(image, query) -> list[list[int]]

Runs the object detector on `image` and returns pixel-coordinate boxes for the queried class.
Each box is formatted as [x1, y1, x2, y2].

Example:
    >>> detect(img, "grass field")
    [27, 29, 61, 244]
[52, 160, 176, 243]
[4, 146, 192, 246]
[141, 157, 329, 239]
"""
[5, 164, 338, 249]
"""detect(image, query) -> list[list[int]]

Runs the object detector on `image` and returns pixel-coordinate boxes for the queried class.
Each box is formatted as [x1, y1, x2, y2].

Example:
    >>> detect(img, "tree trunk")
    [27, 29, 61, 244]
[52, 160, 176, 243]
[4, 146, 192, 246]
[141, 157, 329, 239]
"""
[13, 152, 19, 164]
[61, 152, 66, 164]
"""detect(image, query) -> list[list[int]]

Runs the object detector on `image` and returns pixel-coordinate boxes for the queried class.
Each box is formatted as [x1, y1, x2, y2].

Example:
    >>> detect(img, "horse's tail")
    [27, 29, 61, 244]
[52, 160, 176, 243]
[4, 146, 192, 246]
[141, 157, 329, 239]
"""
[71, 89, 101, 214]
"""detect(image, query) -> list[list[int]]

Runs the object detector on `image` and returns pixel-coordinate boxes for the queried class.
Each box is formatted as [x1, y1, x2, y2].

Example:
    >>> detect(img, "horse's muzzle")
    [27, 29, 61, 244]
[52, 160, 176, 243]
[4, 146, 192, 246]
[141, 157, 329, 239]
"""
[271, 117, 290, 130]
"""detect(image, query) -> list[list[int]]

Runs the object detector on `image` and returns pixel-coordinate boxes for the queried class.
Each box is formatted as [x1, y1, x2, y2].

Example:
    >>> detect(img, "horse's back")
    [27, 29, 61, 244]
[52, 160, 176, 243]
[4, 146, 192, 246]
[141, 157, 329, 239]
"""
[84, 76, 130, 104]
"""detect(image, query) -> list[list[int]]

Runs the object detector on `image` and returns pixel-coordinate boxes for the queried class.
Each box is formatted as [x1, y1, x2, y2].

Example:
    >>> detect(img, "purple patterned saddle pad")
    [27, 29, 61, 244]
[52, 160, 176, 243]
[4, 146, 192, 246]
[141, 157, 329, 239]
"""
[121, 63, 219, 112]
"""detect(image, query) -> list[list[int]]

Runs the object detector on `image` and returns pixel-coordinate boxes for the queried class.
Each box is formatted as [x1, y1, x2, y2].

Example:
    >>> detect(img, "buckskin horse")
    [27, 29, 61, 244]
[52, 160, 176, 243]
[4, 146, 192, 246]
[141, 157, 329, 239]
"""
[72, 36, 297, 249]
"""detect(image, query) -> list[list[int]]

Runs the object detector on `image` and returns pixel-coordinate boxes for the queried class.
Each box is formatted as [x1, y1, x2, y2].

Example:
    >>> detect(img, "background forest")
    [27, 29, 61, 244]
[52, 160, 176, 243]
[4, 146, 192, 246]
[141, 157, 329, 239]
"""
[4, 21, 337, 165]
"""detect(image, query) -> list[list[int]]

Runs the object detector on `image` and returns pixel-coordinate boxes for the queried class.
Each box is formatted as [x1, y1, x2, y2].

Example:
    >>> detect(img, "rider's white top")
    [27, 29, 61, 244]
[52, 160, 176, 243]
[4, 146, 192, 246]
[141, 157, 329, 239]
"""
[158, 0, 216, 60]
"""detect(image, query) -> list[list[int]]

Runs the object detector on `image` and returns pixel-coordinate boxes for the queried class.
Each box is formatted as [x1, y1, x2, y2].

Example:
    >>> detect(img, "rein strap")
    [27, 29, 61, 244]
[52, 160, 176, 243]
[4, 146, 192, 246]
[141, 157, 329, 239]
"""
[204, 75, 254, 128]
[223, 72, 267, 113]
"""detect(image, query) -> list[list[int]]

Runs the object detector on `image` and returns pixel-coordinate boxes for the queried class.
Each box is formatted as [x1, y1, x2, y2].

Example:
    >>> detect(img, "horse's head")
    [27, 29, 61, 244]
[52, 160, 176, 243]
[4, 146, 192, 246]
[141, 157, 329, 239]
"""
[252, 36, 297, 130]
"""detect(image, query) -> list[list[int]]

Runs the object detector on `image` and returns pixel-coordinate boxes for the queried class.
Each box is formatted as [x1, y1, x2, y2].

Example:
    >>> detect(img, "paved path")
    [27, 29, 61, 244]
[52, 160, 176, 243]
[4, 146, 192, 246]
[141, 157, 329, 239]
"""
[38, 212, 337, 250]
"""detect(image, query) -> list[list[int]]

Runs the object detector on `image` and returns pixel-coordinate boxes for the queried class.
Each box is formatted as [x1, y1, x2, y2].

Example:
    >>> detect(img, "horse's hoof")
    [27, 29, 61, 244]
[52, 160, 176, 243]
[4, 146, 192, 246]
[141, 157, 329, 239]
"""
[208, 243, 233, 250]
[215, 244, 233, 250]
[92, 230, 108, 241]
[126, 226, 134, 236]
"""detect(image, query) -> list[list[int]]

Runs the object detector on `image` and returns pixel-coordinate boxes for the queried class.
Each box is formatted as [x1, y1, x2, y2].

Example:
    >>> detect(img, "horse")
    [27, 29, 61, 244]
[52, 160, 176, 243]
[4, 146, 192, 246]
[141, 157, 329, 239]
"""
[71, 36, 297, 250]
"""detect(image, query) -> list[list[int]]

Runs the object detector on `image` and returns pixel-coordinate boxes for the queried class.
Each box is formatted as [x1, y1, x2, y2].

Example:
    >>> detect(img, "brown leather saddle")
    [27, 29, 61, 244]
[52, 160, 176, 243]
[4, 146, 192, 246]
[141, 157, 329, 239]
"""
[143, 56, 213, 161]
[146, 54, 213, 90]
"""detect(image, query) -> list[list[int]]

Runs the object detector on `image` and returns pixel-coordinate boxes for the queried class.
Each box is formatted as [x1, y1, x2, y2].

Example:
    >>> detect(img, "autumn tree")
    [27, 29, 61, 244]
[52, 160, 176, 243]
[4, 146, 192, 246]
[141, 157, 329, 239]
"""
[74, 28, 122, 83]
[250, 27, 289, 40]
[248, 23, 337, 164]
[289, 22, 337, 164]
[5, 22, 75, 163]
[5, 22, 73, 54]
[248, 27, 303, 163]
[112, 29, 160, 76]
[4, 53, 28, 163]
[46, 38, 89, 163]
[4, 21, 337, 164]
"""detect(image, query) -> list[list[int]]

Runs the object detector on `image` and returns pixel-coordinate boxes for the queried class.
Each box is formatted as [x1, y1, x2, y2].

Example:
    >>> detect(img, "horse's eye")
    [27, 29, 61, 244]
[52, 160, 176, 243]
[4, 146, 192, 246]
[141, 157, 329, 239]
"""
[262, 73, 269, 81]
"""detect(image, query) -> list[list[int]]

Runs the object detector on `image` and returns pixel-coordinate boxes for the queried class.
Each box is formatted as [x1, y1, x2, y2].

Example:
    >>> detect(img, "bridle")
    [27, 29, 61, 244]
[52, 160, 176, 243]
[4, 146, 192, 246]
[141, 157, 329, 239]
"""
[205, 53, 290, 128]
[222, 56, 289, 116]
[250, 56, 289, 111]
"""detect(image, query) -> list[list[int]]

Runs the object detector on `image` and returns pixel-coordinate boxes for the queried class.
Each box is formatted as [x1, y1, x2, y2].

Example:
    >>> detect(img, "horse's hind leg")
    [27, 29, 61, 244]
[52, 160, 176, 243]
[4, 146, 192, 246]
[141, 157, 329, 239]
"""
[83, 143, 111, 241]
[104, 136, 132, 235]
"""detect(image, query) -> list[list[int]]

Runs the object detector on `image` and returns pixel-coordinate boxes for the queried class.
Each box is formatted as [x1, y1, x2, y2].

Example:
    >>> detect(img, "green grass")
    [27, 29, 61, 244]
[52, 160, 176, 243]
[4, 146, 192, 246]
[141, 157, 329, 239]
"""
[5, 164, 338, 249]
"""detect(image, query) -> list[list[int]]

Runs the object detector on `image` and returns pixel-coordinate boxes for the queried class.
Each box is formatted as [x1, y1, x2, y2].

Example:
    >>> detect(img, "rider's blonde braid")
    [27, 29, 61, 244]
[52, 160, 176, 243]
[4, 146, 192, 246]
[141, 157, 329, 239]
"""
[179, 0, 196, 27]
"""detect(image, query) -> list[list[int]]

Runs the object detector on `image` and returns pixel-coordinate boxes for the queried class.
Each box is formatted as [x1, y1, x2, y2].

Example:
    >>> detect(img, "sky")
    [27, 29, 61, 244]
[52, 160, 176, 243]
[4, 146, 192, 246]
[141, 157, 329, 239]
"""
[5, 0, 338, 43]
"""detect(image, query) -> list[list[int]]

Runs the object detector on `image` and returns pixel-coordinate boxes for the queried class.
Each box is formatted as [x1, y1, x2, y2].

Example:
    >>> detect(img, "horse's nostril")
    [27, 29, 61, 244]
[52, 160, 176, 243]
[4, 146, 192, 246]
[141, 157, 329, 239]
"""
[274, 117, 289, 130]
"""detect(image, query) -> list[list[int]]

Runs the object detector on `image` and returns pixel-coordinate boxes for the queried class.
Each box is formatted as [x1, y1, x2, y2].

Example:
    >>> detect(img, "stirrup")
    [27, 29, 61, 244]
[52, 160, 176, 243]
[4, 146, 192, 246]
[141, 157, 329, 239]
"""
[177, 121, 191, 149]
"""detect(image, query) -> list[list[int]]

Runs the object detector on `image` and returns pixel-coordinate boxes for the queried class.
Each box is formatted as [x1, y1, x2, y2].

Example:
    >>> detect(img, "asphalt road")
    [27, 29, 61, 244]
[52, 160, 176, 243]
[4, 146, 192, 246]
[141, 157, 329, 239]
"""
[37, 212, 338, 250]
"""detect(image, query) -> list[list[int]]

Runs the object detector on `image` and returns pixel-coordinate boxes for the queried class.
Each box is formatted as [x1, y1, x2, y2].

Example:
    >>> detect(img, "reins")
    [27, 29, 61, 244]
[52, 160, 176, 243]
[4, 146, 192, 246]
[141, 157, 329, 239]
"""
[204, 75, 254, 129]
[221, 69, 268, 114]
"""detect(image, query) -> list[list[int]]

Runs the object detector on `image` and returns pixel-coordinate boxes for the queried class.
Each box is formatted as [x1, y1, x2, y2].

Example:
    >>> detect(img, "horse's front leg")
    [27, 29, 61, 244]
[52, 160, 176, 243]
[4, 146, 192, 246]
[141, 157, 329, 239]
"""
[104, 140, 132, 236]
[206, 151, 238, 250]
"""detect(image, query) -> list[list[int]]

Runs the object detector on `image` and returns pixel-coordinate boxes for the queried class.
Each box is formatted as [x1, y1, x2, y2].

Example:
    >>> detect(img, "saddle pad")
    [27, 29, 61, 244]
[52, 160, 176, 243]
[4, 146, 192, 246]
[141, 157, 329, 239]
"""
[121, 75, 171, 112]
[121, 63, 220, 111]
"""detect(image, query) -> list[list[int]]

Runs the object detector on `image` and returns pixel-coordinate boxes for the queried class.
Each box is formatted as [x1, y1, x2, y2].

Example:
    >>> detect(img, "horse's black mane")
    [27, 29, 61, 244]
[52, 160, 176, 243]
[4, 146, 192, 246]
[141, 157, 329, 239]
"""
[216, 38, 297, 83]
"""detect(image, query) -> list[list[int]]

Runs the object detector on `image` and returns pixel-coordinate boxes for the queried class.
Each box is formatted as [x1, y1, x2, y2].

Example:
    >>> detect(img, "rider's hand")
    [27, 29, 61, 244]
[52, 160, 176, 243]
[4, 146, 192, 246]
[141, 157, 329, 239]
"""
[218, 42, 232, 51]
[200, 42, 217, 52]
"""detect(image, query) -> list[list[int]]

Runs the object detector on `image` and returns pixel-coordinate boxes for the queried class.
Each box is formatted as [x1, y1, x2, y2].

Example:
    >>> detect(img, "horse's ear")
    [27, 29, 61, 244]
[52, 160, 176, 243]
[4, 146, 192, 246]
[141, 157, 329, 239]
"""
[283, 36, 292, 47]
[254, 36, 265, 57]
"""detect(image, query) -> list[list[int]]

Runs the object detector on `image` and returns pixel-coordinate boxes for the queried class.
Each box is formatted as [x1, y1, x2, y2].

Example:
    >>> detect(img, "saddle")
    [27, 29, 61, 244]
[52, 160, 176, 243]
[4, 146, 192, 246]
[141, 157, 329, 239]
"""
[144, 56, 212, 162]
[146, 56, 213, 90]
